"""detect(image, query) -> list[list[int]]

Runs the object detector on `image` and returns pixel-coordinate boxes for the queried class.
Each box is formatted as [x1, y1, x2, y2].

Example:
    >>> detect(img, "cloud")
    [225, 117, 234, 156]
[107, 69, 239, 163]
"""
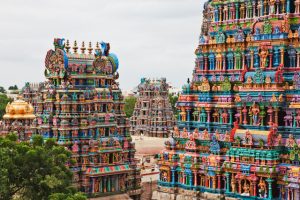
[0, 0, 204, 90]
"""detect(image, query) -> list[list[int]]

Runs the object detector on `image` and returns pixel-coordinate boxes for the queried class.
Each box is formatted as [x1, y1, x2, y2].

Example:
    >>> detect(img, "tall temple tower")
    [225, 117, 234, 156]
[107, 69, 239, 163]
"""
[31, 39, 141, 199]
[130, 78, 175, 138]
[156, 0, 300, 200]
[0, 97, 35, 140]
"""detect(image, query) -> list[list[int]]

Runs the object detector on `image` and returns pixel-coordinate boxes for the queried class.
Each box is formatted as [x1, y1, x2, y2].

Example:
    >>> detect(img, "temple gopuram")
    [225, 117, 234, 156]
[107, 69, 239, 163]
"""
[31, 39, 142, 199]
[130, 78, 175, 138]
[156, 0, 300, 200]
[0, 97, 35, 141]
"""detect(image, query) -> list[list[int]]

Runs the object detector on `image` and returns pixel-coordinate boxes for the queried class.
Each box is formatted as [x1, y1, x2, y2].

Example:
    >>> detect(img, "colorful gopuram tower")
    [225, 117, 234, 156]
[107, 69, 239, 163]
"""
[156, 1, 300, 200]
[130, 78, 175, 138]
[0, 96, 35, 140]
[31, 39, 141, 199]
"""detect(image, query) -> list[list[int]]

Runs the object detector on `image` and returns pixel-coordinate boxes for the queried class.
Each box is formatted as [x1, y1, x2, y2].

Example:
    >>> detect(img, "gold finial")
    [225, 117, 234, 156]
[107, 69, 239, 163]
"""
[95, 42, 100, 52]
[73, 40, 78, 53]
[88, 42, 93, 54]
[65, 39, 70, 53]
[81, 41, 86, 54]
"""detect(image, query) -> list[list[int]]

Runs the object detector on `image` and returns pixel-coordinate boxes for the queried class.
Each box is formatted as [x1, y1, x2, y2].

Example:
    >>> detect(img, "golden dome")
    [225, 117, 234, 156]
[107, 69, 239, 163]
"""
[3, 96, 35, 120]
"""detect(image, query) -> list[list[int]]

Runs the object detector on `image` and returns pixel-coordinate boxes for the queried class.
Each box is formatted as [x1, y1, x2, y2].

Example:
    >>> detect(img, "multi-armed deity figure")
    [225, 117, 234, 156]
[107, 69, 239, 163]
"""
[156, 1, 300, 200]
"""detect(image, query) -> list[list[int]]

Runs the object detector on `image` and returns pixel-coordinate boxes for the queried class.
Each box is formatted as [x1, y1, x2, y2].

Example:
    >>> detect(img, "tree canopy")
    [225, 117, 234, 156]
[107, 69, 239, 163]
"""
[0, 134, 87, 200]
[8, 85, 18, 90]
[0, 86, 6, 94]
[0, 94, 12, 119]
[124, 96, 137, 118]
[168, 93, 178, 113]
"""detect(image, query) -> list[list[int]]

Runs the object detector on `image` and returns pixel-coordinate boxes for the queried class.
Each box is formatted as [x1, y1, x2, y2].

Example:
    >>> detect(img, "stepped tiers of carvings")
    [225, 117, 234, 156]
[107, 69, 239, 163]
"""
[22, 82, 44, 113]
[157, 0, 300, 200]
[0, 97, 35, 141]
[130, 78, 175, 138]
[30, 38, 141, 199]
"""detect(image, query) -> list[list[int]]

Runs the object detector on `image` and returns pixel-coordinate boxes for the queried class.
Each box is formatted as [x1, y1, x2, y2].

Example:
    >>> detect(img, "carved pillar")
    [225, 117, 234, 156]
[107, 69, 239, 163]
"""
[253, 182, 257, 196]
[171, 168, 175, 184]
[187, 109, 191, 122]
[297, 52, 300, 68]
[242, 52, 245, 70]
[219, 6, 223, 21]
[269, 50, 273, 69]
[280, 48, 285, 65]
[243, 106, 248, 124]
[235, 3, 239, 19]
[213, 176, 217, 189]
[189, 173, 193, 187]
[225, 172, 230, 192]
[275, 107, 279, 125]
[206, 108, 211, 123]
[228, 109, 233, 124]
[206, 176, 209, 187]
[252, 2, 256, 17]
[223, 54, 226, 71]
[217, 175, 221, 189]
[266, 178, 274, 199]
[219, 109, 223, 124]
[194, 171, 198, 186]
[204, 55, 208, 71]
[239, 180, 242, 193]
[287, 0, 290, 13]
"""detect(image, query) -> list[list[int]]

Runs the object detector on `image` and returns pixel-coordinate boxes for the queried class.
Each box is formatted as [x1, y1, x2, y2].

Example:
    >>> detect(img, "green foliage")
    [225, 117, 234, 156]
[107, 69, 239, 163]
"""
[8, 85, 18, 90]
[49, 192, 87, 200]
[259, 139, 264, 148]
[168, 93, 178, 113]
[0, 94, 12, 119]
[0, 133, 84, 200]
[0, 86, 6, 94]
[124, 96, 137, 118]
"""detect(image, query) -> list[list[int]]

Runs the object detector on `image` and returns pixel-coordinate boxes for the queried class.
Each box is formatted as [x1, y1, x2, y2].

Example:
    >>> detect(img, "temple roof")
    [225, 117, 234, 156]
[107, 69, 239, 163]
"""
[3, 97, 35, 120]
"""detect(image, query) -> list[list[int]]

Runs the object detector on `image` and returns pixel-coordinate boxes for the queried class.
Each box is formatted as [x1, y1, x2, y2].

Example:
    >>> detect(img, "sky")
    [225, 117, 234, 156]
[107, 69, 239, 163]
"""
[0, 0, 204, 91]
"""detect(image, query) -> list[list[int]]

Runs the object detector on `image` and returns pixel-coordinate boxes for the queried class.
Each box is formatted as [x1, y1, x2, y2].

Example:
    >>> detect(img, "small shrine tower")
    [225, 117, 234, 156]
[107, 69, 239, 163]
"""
[130, 78, 175, 138]
[0, 96, 35, 140]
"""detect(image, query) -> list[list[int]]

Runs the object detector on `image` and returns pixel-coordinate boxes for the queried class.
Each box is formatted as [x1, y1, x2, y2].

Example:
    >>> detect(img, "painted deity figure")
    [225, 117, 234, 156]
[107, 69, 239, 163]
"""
[286, 134, 297, 147]
[231, 177, 236, 192]
[288, 47, 297, 68]
[269, 0, 276, 14]
[244, 130, 253, 145]
[234, 94, 241, 102]
[216, 50, 223, 70]
[259, 47, 269, 69]
[215, 130, 220, 141]
[180, 108, 187, 122]
[222, 110, 228, 123]
[174, 126, 180, 137]
[258, 178, 267, 198]
[243, 182, 250, 194]
[277, 134, 283, 146]
[203, 129, 210, 140]
[251, 103, 260, 125]
[224, 131, 231, 142]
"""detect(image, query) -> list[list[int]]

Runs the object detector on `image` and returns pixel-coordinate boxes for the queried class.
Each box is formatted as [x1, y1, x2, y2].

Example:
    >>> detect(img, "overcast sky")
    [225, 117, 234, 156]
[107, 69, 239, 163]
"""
[0, 0, 204, 91]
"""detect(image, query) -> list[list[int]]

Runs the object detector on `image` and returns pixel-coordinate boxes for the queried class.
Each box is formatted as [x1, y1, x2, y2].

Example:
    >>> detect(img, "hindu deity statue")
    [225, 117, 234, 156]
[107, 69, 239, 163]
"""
[258, 178, 267, 198]
[286, 134, 297, 147]
[244, 130, 254, 145]
[250, 103, 260, 125]
[180, 108, 187, 122]
[243, 182, 250, 195]
[224, 131, 231, 142]
[259, 47, 269, 69]
[203, 129, 210, 140]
